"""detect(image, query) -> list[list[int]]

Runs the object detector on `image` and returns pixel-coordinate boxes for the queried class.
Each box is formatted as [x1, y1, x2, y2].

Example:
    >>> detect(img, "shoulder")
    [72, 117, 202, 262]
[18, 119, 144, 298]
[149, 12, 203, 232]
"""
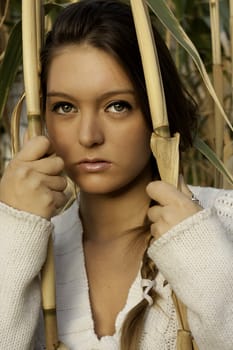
[189, 185, 233, 236]
[188, 185, 233, 209]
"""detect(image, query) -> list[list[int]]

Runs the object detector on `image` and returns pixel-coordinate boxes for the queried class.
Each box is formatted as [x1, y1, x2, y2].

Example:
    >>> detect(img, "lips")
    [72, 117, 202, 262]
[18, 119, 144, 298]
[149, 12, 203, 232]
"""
[77, 158, 112, 172]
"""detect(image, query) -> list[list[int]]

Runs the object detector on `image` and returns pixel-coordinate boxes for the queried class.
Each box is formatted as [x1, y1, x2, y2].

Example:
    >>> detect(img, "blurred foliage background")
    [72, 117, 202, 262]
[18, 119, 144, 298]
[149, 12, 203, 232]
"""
[0, 0, 232, 188]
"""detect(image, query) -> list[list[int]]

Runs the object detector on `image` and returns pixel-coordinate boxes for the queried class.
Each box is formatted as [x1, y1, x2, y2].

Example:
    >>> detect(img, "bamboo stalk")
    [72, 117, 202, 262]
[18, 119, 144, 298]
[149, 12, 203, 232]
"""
[41, 238, 60, 350]
[130, 1, 195, 349]
[10, 93, 25, 155]
[209, 0, 224, 187]
[131, 0, 168, 133]
[22, 0, 42, 138]
[35, 0, 43, 73]
[130, 0, 180, 187]
[0, 0, 10, 28]
[22, 1, 68, 349]
[230, 0, 233, 113]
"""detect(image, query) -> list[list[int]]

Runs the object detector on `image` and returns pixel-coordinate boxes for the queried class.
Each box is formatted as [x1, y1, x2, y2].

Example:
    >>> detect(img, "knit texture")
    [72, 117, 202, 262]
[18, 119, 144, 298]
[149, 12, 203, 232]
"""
[0, 202, 52, 350]
[0, 186, 233, 350]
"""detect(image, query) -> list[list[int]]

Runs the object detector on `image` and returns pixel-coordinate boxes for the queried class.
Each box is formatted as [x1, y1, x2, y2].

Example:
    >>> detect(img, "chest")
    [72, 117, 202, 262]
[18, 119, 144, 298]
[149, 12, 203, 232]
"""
[52, 212, 176, 349]
[84, 243, 142, 337]
[52, 249, 176, 350]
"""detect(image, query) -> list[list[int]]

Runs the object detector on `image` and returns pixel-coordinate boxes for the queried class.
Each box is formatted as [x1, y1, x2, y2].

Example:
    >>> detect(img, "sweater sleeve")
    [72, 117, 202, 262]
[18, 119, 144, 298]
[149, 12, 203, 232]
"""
[148, 189, 233, 350]
[0, 202, 53, 350]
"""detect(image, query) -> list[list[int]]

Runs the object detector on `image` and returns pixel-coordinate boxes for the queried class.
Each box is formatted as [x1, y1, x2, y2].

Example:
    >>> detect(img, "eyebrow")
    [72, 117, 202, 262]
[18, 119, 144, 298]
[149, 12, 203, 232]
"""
[46, 89, 136, 100]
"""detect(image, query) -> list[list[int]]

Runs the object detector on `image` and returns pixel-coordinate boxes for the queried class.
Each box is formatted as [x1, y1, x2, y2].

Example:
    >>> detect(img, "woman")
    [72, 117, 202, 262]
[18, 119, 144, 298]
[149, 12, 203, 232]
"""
[0, 1, 232, 349]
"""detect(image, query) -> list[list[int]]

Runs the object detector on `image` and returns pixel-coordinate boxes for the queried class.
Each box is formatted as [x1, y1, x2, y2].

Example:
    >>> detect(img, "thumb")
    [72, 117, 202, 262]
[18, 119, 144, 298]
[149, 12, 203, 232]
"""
[23, 130, 55, 157]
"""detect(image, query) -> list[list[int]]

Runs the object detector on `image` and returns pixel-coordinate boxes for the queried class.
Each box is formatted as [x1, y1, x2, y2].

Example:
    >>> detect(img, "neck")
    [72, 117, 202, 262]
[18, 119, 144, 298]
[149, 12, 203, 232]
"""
[80, 168, 152, 244]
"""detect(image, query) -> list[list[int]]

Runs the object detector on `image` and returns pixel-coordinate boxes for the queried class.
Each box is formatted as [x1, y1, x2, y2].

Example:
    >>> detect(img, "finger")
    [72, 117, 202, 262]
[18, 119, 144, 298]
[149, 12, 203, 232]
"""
[53, 191, 68, 210]
[23, 130, 55, 156]
[42, 175, 67, 191]
[146, 180, 184, 206]
[17, 136, 52, 162]
[147, 205, 163, 223]
[32, 156, 65, 175]
[150, 220, 170, 239]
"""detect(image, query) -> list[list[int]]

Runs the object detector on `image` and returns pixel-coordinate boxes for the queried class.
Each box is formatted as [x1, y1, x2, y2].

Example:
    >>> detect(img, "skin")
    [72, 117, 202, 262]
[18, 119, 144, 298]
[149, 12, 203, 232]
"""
[45, 44, 152, 196]
[147, 178, 201, 239]
[0, 43, 201, 337]
[0, 136, 67, 218]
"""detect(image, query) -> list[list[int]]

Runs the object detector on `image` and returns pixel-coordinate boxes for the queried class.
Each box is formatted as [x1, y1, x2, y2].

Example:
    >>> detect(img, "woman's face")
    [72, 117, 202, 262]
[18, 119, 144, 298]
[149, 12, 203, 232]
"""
[46, 44, 152, 194]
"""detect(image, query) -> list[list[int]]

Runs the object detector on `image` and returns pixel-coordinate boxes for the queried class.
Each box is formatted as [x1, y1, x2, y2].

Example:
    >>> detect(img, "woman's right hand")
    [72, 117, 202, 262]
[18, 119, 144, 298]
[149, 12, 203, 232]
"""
[0, 136, 67, 220]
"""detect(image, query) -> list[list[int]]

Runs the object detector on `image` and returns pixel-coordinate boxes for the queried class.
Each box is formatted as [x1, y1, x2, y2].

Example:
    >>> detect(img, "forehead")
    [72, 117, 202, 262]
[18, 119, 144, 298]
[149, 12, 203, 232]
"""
[46, 44, 134, 95]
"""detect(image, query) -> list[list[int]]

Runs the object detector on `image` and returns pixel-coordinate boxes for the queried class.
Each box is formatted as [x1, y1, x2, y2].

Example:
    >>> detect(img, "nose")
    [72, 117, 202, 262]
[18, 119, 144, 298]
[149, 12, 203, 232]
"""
[78, 110, 104, 148]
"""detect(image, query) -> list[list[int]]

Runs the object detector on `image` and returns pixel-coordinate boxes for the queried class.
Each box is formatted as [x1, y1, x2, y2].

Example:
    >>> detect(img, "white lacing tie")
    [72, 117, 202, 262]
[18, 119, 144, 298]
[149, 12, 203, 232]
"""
[141, 278, 156, 306]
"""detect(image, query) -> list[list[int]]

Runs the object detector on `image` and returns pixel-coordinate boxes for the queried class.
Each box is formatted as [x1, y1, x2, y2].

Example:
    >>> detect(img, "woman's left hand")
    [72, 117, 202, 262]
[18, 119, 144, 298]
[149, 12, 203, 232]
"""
[146, 176, 202, 239]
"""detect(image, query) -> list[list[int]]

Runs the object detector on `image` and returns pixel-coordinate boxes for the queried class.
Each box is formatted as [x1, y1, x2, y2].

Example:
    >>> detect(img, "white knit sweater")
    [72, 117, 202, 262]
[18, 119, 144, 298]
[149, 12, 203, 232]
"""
[0, 186, 233, 350]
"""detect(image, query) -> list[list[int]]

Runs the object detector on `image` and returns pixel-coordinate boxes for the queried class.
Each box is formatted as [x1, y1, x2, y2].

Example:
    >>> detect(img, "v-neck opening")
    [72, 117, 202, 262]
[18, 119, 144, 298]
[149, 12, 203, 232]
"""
[53, 198, 143, 346]
[81, 229, 143, 342]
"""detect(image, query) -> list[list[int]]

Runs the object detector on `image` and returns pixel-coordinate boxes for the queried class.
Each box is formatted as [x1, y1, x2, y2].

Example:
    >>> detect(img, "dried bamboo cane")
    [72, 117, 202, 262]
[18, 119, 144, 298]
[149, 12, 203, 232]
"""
[230, 0, 233, 106]
[130, 0, 179, 188]
[209, 0, 224, 187]
[0, 0, 10, 28]
[22, 0, 42, 138]
[10, 93, 25, 155]
[130, 1, 197, 349]
[22, 1, 68, 349]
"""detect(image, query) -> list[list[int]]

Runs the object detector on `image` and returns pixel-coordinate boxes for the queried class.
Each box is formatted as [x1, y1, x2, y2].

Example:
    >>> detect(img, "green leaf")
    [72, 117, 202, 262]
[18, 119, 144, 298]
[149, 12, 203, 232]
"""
[0, 20, 22, 121]
[194, 136, 233, 186]
[44, 3, 66, 15]
[146, 0, 233, 132]
[43, 3, 65, 29]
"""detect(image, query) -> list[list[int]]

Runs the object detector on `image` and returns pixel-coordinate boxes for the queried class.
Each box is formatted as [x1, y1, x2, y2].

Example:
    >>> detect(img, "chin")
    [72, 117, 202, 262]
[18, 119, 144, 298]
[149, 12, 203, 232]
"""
[76, 179, 146, 198]
[70, 176, 130, 196]
[69, 175, 118, 194]
[78, 183, 122, 195]
[68, 166, 151, 196]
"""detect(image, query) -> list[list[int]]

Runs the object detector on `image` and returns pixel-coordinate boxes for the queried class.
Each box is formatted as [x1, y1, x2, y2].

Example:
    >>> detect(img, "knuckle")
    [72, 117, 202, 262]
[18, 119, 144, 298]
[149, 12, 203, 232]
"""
[7, 158, 21, 173]
[30, 136, 51, 156]
[147, 207, 153, 220]
[150, 222, 158, 237]
[29, 177, 42, 191]
[162, 211, 170, 223]
[15, 165, 31, 180]
[146, 181, 162, 198]
[56, 193, 67, 208]
[55, 157, 65, 170]
[146, 181, 156, 193]
[61, 176, 67, 189]
[43, 191, 54, 207]
[39, 135, 50, 148]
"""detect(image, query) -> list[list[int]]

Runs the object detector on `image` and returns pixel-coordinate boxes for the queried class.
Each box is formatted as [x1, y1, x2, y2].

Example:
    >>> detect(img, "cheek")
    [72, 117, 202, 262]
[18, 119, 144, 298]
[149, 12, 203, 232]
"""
[131, 123, 151, 154]
[121, 125, 151, 165]
[46, 120, 73, 158]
